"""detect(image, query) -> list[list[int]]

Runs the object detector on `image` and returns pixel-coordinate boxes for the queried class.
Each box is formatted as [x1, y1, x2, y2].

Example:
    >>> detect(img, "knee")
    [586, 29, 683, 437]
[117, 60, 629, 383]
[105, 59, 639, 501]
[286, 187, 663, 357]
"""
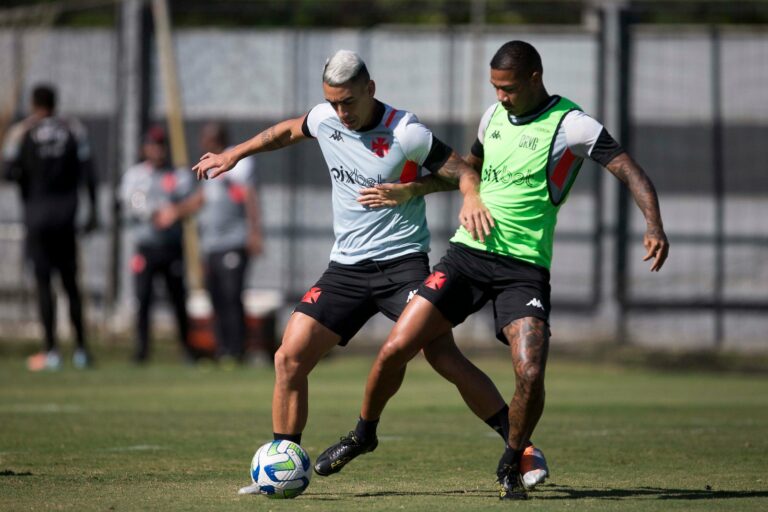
[516, 362, 545, 391]
[273, 348, 304, 383]
[376, 338, 408, 372]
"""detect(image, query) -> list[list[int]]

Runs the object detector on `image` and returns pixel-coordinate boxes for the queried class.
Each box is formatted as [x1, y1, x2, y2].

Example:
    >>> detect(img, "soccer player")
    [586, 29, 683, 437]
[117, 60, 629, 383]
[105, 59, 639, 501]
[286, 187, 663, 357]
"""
[120, 125, 198, 363]
[2, 84, 98, 371]
[319, 40, 670, 500]
[193, 50, 547, 492]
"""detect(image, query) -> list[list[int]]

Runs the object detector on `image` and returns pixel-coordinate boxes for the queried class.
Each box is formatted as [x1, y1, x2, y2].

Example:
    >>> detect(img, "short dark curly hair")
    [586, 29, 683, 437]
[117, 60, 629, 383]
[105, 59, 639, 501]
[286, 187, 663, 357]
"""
[490, 41, 543, 77]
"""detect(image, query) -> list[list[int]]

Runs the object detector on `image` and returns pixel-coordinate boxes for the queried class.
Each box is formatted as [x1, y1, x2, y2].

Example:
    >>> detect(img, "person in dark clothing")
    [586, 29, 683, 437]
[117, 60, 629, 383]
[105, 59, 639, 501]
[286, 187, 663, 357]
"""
[119, 125, 197, 363]
[2, 84, 98, 371]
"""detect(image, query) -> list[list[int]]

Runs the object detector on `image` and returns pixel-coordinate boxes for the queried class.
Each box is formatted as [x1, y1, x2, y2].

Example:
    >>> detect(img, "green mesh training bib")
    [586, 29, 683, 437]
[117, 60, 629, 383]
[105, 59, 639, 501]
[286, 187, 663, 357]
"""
[451, 97, 583, 269]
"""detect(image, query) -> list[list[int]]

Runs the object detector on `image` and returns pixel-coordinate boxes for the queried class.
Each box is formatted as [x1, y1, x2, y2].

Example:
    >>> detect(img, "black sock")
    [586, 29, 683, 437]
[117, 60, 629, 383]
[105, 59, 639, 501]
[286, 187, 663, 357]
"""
[354, 416, 379, 443]
[484, 405, 510, 442]
[499, 445, 524, 470]
[273, 432, 302, 444]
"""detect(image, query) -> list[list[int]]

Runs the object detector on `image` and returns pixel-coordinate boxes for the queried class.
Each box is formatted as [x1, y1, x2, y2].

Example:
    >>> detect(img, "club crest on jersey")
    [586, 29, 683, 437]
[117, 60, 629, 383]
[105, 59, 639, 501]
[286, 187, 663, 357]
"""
[371, 137, 390, 157]
[302, 287, 322, 304]
[424, 271, 447, 290]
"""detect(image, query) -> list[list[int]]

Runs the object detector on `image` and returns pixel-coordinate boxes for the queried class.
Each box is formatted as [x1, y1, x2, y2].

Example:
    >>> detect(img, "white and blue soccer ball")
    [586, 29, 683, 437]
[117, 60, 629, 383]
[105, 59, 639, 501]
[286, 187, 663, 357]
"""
[250, 440, 311, 499]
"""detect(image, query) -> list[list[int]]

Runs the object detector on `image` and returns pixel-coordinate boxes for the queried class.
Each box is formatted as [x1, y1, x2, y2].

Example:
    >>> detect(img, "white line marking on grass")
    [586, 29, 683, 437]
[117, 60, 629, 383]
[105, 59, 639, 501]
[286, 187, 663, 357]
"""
[1, 404, 83, 413]
[107, 445, 165, 452]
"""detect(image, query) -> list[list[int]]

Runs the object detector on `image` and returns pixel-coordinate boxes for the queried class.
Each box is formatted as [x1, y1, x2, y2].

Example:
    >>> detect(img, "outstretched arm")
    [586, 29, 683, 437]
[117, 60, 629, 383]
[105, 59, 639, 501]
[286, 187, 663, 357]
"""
[193, 116, 307, 180]
[605, 152, 669, 271]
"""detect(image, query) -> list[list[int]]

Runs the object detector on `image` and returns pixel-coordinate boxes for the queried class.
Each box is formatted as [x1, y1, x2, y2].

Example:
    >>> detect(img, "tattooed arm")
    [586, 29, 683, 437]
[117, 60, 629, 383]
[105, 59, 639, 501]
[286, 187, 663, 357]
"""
[356, 160, 462, 209]
[193, 116, 307, 180]
[605, 152, 670, 271]
[358, 150, 493, 241]
[357, 150, 486, 206]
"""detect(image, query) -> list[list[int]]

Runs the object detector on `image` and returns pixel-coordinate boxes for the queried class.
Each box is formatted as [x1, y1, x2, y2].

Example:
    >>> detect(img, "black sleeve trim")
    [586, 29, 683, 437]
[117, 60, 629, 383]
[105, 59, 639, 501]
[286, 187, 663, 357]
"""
[591, 128, 624, 167]
[422, 136, 453, 174]
[300, 113, 314, 138]
[470, 138, 484, 159]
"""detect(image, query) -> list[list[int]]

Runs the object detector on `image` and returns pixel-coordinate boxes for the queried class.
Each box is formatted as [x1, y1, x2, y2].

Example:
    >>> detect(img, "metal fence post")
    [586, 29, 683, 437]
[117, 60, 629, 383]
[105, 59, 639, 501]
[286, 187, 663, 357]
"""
[615, 6, 632, 344]
[711, 25, 725, 348]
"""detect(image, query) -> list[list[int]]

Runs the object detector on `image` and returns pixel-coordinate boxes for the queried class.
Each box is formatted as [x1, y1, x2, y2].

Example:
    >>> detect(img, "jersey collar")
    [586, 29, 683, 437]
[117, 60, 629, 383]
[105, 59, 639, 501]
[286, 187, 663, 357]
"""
[357, 100, 386, 132]
[507, 95, 561, 126]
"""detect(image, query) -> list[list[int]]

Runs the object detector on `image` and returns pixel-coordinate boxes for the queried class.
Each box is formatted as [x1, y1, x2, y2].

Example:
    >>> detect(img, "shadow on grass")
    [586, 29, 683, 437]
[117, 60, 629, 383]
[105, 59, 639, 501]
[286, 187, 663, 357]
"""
[539, 485, 768, 500]
[1, 470, 34, 477]
[308, 485, 768, 501]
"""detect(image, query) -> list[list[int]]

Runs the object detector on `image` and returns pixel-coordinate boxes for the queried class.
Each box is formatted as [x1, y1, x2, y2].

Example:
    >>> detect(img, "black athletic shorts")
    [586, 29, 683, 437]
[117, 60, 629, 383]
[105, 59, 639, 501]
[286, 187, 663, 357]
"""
[416, 242, 551, 344]
[293, 252, 429, 345]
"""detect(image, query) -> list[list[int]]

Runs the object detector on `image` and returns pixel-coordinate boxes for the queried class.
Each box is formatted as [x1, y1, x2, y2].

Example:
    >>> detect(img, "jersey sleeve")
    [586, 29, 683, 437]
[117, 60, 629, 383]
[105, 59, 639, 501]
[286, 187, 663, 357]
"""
[394, 114, 433, 166]
[562, 110, 624, 166]
[476, 103, 497, 143]
[65, 117, 92, 162]
[1, 121, 28, 181]
[119, 166, 150, 222]
[470, 103, 497, 159]
[302, 103, 333, 138]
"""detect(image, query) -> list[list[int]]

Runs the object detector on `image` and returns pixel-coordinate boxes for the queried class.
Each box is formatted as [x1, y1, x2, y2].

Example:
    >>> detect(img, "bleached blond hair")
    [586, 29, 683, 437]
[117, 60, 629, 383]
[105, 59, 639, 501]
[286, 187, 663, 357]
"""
[322, 50, 370, 86]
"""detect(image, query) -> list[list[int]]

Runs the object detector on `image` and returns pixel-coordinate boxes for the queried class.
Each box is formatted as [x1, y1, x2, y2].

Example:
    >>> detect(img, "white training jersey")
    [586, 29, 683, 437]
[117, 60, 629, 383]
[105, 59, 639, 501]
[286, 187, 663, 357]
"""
[304, 101, 435, 264]
[198, 151, 257, 254]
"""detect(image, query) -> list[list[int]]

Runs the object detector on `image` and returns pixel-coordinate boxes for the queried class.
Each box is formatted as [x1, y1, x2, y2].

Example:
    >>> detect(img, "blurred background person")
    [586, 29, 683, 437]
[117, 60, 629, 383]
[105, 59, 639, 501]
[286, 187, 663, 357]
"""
[168, 122, 263, 364]
[120, 125, 197, 364]
[1, 84, 98, 371]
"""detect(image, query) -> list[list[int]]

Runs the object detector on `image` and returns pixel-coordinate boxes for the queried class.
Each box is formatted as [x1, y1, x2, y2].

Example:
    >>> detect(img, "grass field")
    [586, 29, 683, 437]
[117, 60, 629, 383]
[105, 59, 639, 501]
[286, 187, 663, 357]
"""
[1, 344, 768, 511]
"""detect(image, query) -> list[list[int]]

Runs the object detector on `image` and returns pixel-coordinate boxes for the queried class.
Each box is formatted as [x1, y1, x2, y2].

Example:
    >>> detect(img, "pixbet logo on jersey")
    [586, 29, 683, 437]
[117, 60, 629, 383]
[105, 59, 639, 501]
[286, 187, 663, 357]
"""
[330, 165, 381, 187]
[482, 166, 535, 187]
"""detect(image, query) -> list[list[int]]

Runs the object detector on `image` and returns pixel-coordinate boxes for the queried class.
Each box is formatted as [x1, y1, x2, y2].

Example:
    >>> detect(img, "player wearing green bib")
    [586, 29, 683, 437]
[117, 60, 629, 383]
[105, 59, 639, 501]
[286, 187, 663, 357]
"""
[320, 40, 669, 500]
[451, 95, 584, 269]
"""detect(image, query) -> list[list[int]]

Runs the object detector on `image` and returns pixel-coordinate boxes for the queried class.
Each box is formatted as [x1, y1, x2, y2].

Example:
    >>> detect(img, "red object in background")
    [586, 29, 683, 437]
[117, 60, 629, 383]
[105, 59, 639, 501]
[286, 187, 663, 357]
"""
[130, 253, 146, 274]
[227, 183, 247, 203]
[161, 173, 177, 193]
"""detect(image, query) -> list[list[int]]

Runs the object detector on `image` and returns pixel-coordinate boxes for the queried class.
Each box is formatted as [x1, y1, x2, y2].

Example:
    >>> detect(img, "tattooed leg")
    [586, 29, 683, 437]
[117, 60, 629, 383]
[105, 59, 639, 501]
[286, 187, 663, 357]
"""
[502, 317, 549, 450]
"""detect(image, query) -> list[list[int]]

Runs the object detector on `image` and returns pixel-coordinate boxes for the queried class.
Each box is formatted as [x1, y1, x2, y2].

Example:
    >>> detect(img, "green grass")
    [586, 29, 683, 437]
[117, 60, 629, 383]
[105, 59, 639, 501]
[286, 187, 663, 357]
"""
[1, 346, 768, 511]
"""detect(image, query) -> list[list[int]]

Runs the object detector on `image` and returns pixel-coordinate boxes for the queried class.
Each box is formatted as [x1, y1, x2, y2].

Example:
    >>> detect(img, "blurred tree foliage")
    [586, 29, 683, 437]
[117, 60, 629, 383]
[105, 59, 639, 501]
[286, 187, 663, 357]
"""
[1, 0, 767, 27]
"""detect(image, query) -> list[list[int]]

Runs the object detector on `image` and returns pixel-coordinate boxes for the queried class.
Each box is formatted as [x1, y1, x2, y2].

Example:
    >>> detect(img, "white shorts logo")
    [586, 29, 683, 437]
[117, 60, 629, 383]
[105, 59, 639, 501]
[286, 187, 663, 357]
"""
[407, 289, 418, 303]
[526, 298, 545, 310]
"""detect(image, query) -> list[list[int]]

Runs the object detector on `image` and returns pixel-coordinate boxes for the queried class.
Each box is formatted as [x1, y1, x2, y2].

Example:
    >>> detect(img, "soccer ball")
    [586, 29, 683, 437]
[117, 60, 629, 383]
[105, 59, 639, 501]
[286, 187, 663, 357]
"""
[250, 440, 311, 499]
